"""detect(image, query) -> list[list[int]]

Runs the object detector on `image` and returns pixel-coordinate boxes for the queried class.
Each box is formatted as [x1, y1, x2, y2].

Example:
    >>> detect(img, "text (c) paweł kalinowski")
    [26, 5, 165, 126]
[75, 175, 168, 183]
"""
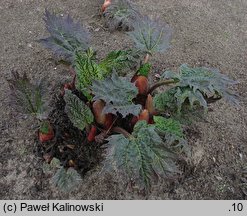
[20, 202, 104, 212]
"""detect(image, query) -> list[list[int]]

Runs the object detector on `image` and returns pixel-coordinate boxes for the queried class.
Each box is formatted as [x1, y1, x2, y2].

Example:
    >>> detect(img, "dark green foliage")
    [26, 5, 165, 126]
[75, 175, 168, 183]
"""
[64, 90, 94, 131]
[39, 10, 90, 60]
[103, 121, 178, 190]
[128, 16, 172, 54]
[7, 71, 49, 119]
[92, 72, 142, 117]
[103, 0, 141, 31]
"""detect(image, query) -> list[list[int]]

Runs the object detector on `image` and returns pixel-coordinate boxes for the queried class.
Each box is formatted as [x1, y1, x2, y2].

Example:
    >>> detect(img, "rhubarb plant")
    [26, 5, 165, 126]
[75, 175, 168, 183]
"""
[8, 7, 239, 192]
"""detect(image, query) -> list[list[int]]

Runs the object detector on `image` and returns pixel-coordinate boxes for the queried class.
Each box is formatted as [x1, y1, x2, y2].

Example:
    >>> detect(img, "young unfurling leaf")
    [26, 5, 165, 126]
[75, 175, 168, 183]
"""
[39, 10, 90, 60]
[92, 72, 142, 117]
[103, 121, 178, 191]
[137, 63, 152, 77]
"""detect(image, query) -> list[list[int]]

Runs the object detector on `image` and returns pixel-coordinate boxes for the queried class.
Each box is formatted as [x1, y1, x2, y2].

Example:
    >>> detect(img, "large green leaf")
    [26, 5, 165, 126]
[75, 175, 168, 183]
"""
[43, 157, 81, 192]
[154, 64, 238, 113]
[91, 72, 141, 117]
[64, 90, 93, 131]
[103, 121, 178, 190]
[162, 64, 239, 105]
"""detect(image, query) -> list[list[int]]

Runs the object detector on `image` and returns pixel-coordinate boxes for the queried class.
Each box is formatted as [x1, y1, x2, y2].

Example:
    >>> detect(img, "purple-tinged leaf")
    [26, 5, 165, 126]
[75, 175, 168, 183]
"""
[39, 10, 90, 60]
[128, 16, 172, 54]
[7, 70, 50, 119]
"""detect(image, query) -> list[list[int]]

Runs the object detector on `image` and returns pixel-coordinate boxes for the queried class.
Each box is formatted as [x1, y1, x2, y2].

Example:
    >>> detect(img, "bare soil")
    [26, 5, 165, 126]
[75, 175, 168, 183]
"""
[0, 0, 247, 199]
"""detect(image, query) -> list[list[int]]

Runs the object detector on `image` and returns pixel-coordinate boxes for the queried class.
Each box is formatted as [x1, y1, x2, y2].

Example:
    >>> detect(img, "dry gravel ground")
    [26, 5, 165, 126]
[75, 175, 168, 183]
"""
[0, 0, 247, 199]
